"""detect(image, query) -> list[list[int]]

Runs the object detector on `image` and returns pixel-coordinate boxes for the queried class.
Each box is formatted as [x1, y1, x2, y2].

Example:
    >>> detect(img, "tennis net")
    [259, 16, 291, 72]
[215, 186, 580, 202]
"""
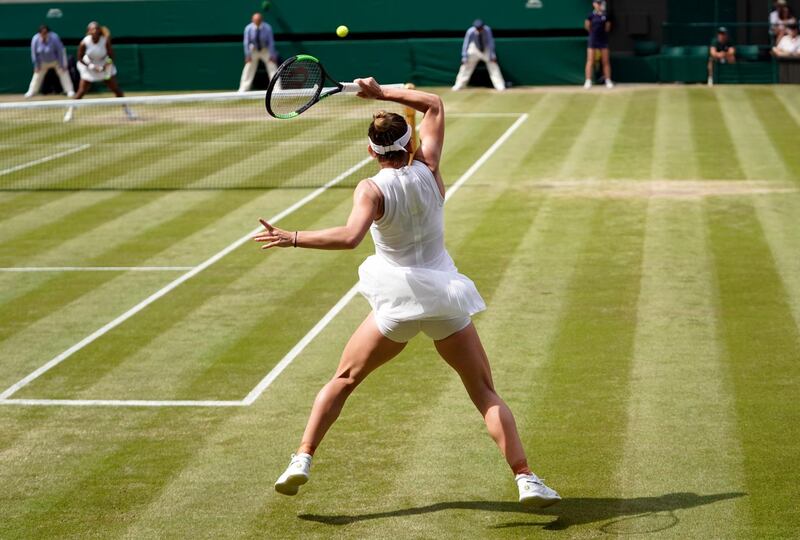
[0, 87, 408, 190]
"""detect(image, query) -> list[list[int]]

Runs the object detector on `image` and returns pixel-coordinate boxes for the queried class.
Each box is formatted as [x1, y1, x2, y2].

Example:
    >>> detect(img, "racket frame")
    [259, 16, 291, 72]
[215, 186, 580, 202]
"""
[265, 54, 359, 119]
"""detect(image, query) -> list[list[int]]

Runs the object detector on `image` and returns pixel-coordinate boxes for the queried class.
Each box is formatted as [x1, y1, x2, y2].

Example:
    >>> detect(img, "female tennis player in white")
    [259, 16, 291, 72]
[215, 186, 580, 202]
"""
[254, 78, 560, 507]
[67, 21, 135, 121]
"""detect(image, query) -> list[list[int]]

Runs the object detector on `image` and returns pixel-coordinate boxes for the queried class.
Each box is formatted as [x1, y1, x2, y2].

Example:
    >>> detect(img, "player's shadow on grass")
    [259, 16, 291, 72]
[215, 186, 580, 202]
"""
[298, 491, 745, 531]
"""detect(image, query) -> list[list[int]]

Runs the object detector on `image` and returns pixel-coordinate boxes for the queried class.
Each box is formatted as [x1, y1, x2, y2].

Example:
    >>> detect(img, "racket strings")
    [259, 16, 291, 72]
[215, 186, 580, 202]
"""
[270, 60, 324, 117]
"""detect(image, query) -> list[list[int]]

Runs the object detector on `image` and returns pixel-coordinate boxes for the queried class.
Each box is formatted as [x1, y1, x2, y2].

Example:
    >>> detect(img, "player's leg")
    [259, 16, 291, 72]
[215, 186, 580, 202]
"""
[104, 75, 124, 97]
[433, 322, 528, 471]
[55, 65, 75, 97]
[433, 321, 560, 507]
[297, 313, 407, 455]
[584, 48, 595, 88]
[275, 313, 407, 495]
[73, 78, 90, 99]
[601, 48, 613, 88]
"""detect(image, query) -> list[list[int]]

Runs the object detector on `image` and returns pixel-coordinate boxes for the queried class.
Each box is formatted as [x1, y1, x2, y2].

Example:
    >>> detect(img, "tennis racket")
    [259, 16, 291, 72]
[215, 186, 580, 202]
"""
[265, 54, 360, 119]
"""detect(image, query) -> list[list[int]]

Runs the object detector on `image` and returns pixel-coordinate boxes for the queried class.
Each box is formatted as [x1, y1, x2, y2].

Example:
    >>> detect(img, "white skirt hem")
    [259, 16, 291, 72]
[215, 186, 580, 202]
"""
[358, 255, 486, 322]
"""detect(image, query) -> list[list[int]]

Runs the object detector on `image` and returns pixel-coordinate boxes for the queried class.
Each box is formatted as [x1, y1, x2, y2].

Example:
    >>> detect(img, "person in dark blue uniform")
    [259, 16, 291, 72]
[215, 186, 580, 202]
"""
[584, 0, 613, 89]
[707, 27, 736, 86]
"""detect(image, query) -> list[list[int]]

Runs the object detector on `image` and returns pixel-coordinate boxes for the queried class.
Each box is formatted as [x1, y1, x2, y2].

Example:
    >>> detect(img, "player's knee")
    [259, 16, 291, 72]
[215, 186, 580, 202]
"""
[333, 368, 361, 394]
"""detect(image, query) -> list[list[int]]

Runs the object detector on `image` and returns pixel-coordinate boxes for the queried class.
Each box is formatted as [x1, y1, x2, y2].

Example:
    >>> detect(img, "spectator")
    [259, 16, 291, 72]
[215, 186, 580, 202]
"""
[451, 19, 506, 91]
[773, 24, 800, 56]
[24, 25, 74, 98]
[68, 21, 134, 121]
[770, 1, 797, 44]
[707, 27, 736, 86]
[584, 0, 614, 89]
[238, 12, 279, 93]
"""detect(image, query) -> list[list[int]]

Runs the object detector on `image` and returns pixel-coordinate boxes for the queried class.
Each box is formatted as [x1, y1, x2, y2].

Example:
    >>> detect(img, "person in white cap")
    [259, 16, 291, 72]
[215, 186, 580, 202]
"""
[452, 19, 506, 91]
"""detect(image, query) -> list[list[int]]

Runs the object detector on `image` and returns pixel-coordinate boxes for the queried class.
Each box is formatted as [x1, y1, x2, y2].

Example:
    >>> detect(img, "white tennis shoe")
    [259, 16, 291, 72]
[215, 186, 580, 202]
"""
[583, 79, 592, 90]
[274, 453, 312, 496]
[515, 473, 561, 508]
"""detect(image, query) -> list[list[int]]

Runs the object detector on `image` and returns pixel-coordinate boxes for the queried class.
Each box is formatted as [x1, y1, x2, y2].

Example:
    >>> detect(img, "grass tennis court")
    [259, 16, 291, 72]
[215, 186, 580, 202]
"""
[1, 85, 798, 538]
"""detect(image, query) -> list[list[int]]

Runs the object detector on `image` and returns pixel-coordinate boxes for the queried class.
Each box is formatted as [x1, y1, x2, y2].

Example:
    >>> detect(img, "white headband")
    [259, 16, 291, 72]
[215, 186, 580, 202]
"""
[369, 124, 412, 155]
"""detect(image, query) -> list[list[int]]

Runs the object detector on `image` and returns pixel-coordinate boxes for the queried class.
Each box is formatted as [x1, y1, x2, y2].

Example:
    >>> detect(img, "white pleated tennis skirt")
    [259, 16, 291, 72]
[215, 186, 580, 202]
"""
[358, 254, 486, 321]
[77, 61, 117, 82]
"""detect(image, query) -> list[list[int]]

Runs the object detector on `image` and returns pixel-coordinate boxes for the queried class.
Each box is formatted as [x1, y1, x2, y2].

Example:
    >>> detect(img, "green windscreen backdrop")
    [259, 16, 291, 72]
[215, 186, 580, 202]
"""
[0, 0, 588, 40]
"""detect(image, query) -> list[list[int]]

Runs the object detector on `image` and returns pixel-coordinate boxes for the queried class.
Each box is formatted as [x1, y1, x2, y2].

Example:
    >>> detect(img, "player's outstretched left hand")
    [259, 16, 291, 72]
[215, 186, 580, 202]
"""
[253, 219, 294, 249]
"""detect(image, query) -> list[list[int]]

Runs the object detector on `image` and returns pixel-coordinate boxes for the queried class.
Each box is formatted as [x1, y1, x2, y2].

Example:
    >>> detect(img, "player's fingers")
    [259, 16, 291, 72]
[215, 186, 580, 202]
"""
[258, 218, 273, 232]
[260, 240, 281, 250]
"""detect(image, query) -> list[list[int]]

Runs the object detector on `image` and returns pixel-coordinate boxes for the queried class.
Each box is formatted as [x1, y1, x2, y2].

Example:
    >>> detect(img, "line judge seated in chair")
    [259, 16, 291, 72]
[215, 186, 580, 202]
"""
[451, 19, 506, 91]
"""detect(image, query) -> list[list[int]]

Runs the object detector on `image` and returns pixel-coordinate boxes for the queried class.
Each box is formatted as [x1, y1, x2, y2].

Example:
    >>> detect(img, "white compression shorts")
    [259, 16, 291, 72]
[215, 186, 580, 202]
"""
[373, 314, 471, 343]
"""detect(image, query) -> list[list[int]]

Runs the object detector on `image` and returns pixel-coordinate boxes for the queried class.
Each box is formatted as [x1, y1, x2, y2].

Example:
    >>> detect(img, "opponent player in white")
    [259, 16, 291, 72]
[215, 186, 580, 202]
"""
[254, 79, 560, 507]
[67, 21, 135, 121]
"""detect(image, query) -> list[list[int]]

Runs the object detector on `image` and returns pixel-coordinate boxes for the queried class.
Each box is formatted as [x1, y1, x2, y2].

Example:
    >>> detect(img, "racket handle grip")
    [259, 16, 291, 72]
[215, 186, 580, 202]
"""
[341, 82, 360, 94]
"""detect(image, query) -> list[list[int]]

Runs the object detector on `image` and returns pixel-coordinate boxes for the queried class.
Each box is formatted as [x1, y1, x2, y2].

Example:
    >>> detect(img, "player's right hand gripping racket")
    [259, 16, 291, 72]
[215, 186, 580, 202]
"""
[265, 55, 360, 119]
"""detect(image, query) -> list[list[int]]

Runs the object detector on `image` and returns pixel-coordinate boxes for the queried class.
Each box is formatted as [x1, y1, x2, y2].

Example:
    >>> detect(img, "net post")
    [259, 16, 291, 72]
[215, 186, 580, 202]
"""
[403, 83, 417, 162]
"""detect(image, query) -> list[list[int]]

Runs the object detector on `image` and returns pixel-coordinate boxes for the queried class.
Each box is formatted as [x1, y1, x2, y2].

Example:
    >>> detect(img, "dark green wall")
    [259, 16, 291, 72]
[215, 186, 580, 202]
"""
[0, 37, 586, 93]
[0, 0, 587, 40]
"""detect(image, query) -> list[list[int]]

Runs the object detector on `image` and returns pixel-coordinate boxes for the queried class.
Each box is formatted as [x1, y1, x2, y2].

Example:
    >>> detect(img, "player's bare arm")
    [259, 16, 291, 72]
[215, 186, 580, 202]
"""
[253, 179, 380, 250]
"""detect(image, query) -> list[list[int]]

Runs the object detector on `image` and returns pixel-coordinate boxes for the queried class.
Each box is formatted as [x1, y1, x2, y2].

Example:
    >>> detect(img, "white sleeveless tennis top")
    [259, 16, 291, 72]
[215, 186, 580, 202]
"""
[358, 160, 486, 321]
[82, 35, 109, 65]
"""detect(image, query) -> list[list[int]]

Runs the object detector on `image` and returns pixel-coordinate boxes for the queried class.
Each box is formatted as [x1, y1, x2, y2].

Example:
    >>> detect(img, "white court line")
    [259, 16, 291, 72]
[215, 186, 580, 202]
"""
[0, 144, 91, 177]
[0, 266, 194, 272]
[0, 398, 244, 407]
[0, 157, 373, 402]
[242, 113, 529, 405]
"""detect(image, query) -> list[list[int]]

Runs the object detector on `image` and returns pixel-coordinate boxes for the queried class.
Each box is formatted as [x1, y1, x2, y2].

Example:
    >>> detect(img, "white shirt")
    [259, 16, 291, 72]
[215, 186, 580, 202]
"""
[82, 35, 109, 66]
[776, 34, 800, 53]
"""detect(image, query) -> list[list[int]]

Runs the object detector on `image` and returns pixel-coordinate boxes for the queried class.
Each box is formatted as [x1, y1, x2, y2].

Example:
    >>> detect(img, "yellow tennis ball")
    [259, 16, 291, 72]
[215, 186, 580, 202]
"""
[336, 25, 349, 38]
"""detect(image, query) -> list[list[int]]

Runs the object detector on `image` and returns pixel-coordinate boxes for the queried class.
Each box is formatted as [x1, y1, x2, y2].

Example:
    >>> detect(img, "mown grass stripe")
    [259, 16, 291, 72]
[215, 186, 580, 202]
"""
[511, 93, 598, 181]
[607, 90, 657, 180]
[716, 87, 792, 182]
[687, 89, 745, 181]
[618, 198, 751, 536]
[524, 198, 646, 530]
[706, 197, 800, 537]
[0, 191, 116, 233]
[1, 406, 234, 539]
[558, 92, 631, 181]
[652, 88, 698, 180]
[744, 87, 800, 182]
[753, 194, 800, 331]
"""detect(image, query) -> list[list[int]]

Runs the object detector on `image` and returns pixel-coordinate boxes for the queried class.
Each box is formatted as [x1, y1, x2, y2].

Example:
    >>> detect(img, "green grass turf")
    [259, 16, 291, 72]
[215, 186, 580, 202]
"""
[0, 85, 798, 538]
